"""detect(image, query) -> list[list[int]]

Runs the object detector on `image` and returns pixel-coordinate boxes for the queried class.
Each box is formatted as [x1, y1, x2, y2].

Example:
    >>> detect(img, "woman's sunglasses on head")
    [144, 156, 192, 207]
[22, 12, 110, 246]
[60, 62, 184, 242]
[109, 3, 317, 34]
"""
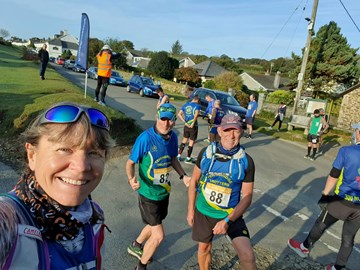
[39, 104, 110, 131]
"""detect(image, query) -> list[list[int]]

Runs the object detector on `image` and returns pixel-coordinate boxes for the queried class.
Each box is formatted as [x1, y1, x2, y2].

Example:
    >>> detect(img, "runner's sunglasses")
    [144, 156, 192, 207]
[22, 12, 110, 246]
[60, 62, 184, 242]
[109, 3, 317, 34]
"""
[39, 104, 110, 131]
[157, 106, 177, 121]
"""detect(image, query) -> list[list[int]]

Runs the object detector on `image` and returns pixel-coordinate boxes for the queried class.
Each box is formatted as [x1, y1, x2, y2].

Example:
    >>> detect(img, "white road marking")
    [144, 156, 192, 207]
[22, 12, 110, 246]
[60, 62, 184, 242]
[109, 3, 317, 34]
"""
[262, 204, 288, 221]
[294, 213, 309, 220]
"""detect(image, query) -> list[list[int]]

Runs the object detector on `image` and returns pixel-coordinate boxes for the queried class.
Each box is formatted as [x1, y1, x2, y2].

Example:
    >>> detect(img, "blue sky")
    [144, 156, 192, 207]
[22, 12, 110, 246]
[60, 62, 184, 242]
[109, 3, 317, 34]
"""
[1, 0, 359, 60]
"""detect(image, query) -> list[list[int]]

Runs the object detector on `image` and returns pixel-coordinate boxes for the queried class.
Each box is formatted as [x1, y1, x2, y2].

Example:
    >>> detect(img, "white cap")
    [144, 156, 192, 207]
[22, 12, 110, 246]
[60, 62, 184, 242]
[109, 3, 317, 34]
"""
[102, 44, 112, 51]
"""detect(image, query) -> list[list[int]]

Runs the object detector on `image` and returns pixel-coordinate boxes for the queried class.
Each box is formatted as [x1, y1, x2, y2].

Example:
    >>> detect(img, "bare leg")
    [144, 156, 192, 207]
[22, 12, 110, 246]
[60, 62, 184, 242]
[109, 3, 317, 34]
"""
[232, 236, 257, 270]
[198, 242, 212, 270]
[140, 224, 164, 264]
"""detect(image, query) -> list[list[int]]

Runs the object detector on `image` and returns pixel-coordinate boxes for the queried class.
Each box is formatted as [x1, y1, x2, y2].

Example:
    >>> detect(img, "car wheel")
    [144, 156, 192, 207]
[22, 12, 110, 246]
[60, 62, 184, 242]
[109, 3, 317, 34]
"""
[139, 89, 144, 97]
[126, 85, 131, 92]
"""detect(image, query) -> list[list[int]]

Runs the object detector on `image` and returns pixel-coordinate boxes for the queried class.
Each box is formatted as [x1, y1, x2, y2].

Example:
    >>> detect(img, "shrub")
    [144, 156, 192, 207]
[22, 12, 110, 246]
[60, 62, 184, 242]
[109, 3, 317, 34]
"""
[204, 80, 215, 89]
[234, 90, 249, 108]
[266, 90, 295, 105]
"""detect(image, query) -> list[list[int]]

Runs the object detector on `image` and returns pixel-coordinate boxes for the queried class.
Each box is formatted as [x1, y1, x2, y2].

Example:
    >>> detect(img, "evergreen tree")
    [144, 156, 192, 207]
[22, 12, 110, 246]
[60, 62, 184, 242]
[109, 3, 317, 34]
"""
[306, 21, 360, 94]
[171, 40, 183, 55]
[148, 51, 179, 80]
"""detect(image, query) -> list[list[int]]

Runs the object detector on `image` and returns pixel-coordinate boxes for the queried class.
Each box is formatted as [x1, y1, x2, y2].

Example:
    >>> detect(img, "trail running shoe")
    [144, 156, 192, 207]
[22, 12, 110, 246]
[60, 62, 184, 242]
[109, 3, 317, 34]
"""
[128, 242, 143, 260]
[184, 157, 193, 164]
[324, 264, 335, 270]
[287, 239, 309, 258]
[304, 155, 310, 159]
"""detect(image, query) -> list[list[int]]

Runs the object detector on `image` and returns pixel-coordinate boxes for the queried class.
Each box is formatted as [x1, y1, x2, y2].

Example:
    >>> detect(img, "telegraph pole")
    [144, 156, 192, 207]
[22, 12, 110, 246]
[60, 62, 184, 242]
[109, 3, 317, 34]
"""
[292, 0, 319, 116]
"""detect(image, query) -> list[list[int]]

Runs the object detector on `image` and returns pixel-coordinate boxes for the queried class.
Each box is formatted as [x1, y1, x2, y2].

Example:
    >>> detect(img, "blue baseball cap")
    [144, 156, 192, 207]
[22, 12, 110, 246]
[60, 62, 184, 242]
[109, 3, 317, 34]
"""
[158, 103, 176, 121]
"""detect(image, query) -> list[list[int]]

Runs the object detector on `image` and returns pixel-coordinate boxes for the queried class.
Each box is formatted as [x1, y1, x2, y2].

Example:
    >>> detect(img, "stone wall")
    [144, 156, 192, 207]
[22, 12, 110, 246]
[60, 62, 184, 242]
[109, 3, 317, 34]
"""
[337, 86, 360, 130]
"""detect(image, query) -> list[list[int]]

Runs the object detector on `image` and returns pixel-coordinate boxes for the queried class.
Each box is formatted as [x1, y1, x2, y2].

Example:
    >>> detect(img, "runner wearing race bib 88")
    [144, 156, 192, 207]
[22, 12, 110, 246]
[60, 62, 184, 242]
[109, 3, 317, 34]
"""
[126, 103, 190, 270]
[187, 114, 256, 270]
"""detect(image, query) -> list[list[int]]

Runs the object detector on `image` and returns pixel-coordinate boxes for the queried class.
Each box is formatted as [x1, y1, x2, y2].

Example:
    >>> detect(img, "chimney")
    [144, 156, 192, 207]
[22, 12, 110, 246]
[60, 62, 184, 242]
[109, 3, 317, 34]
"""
[274, 71, 281, 89]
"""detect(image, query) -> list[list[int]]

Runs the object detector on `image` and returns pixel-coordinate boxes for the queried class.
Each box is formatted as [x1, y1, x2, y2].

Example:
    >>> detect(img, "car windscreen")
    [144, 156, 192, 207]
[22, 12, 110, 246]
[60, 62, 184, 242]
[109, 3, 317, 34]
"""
[111, 71, 119, 76]
[142, 78, 155, 85]
[215, 93, 240, 106]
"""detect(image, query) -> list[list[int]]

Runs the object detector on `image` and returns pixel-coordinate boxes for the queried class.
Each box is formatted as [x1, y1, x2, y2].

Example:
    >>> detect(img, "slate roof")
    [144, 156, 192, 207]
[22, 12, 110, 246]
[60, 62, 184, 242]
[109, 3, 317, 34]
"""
[242, 72, 291, 91]
[193, 60, 227, 77]
[128, 49, 146, 57]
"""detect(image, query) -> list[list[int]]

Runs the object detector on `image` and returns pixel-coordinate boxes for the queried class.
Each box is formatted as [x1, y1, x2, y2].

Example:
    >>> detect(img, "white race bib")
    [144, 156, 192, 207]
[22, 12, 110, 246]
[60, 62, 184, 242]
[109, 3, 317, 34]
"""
[153, 167, 172, 185]
[204, 183, 231, 207]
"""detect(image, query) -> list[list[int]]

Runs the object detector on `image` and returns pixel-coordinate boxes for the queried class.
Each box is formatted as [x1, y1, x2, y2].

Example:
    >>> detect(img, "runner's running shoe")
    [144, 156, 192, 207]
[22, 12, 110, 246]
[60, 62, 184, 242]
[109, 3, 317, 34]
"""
[324, 264, 335, 270]
[128, 242, 143, 260]
[287, 239, 309, 258]
[184, 157, 193, 164]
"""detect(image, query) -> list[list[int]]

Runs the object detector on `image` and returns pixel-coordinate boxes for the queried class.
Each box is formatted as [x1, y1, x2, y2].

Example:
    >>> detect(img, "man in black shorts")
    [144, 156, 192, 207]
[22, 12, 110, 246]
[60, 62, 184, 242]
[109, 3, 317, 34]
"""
[177, 96, 201, 164]
[126, 103, 191, 270]
[187, 114, 257, 270]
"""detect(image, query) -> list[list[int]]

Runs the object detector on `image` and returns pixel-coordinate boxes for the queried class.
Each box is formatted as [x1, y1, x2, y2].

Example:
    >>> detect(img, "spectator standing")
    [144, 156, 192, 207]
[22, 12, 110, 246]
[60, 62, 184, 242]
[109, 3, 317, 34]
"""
[203, 94, 215, 143]
[95, 45, 120, 106]
[269, 102, 286, 131]
[288, 122, 360, 270]
[177, 96, 201, 164]
[0, 102, 114, 269]
[187, 114, 257, 270]
[126, 103, 191, 270]
[209, 100, 225, 143]
[38, 43, 49, 80]
[317, 108, 328, 155]
[304, 109, 328, 161]
[245, 94, 258, 139]
[156, 87, 170, 109]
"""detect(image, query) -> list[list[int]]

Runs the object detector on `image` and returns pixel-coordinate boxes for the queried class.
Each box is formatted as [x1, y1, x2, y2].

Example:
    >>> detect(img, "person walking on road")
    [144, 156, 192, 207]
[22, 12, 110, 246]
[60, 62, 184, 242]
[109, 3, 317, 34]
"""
[126, 103, 191, 270]
[268, 102, 286, 131]
[177, 95, 201, 164]
[317, 108, 328, 155]
[0, 102, 114, 269]
[209, 99, 225, 143]
[38, 43, 49, 80]
[288, 122, 360, 270]
[304, 109, 328, 161]
[156, 87, 170, 109]
[187, 114, 257, 270]
[245, 94, 258, 139]
[94, 44, 120, 106]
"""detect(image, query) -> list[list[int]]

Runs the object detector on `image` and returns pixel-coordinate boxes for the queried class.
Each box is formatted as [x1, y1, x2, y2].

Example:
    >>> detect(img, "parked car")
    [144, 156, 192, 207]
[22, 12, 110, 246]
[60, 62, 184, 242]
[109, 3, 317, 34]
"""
[126, 75, 160, 97]
[63, 59, 75, 69]
[188, 88, 247, 126]
[109, 71, 127, 87]
[72, 64, 86, 73]
[56, 58, 65, 65]
[87, 66, 98, 80]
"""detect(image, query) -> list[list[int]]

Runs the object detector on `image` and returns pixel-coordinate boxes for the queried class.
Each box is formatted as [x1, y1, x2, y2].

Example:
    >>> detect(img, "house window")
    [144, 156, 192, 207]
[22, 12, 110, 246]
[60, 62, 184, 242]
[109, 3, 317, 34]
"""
[52, 47, 58, 50]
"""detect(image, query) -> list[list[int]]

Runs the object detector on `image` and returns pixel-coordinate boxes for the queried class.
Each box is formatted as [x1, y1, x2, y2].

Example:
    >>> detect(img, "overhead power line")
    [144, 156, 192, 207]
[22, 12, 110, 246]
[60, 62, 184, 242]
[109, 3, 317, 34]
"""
[338, 0, 360, 33]
[261, 0, 307, 59]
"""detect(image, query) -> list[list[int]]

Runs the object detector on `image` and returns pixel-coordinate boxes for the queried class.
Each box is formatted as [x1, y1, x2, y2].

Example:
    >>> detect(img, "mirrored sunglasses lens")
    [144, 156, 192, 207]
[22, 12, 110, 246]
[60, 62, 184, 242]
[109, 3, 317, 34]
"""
[88, 109, 110, 129]
[45, 105, 79, 122]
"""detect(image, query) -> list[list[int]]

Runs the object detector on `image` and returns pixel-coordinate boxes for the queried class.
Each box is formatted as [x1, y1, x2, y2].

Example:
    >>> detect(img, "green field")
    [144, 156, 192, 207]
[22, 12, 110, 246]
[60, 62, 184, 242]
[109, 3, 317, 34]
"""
[0, 44, 141, 151]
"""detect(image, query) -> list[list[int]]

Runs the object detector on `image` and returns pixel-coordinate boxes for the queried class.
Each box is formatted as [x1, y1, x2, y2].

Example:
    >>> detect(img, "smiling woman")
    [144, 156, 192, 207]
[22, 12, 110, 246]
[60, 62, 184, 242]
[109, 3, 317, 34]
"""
[0, 102, 115, 270]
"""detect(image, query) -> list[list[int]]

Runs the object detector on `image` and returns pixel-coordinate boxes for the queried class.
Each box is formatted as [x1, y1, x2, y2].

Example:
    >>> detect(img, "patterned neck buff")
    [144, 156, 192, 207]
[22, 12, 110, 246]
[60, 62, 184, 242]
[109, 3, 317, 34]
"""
[14, 171, 102, 241]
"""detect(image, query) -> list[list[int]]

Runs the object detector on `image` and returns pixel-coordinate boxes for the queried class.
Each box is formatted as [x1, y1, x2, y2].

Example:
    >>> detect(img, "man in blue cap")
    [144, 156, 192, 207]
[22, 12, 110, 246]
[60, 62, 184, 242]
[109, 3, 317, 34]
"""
[126, 103, 191, 270]
[289, 122, 360, 270]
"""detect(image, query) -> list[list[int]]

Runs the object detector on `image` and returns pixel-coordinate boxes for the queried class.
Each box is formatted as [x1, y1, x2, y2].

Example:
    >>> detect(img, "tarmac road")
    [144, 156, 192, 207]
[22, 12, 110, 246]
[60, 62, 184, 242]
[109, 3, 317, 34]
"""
[1, 65, 358, 269]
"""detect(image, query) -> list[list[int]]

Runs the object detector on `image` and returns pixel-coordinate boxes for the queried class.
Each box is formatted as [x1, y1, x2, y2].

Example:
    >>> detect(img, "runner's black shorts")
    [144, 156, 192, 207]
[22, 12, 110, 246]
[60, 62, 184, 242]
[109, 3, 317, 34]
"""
[245, 117, 254, 125]
[192, 208, 250, 243]
[307, 134, 320, 144]
[138, 194, 169, 226]
[183, 125, 198, 141]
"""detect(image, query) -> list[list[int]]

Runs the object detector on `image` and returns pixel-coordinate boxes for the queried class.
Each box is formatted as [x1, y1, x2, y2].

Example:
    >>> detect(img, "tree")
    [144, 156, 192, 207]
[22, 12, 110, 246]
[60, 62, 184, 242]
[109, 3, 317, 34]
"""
[122, 40, 134, 50]
[148, 51, 179, 80]
[305, 21, 360, 95]
[62, 49, 72, 59]
[171, 40, 183, 55]
[174, 67, 201, 86]
[104, 38, 128, 69]
[213, 71, 243, 92]
[0, 28, 10, 39]
[88, 38, 104, 65]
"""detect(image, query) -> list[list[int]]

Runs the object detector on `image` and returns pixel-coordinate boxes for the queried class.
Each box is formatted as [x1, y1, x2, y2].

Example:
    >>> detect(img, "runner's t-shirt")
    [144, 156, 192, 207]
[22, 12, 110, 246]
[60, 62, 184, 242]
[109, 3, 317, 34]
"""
[130, 126, 178, 201]
[181, 101, 200, 126]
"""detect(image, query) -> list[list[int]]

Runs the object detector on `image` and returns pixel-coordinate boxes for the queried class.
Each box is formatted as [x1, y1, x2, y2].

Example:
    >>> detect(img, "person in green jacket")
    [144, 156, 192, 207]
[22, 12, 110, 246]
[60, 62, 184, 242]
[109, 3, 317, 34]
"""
[304, 109, 328, 161]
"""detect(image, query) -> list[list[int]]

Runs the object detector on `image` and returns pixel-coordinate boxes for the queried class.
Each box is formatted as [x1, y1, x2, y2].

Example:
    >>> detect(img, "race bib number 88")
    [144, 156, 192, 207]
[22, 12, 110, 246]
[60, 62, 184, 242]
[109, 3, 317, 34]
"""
[204, 183, 231, 207]
[153, 167, 172, 185]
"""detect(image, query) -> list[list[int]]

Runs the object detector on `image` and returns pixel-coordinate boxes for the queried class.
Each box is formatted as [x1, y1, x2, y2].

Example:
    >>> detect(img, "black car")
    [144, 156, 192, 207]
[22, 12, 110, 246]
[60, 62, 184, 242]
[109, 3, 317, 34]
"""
[188, 88, 247, 124]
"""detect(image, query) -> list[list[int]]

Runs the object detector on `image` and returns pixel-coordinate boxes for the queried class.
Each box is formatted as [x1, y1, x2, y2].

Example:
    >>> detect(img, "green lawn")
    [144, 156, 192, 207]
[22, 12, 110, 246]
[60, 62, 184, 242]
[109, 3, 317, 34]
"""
[0, 44, 141, 147]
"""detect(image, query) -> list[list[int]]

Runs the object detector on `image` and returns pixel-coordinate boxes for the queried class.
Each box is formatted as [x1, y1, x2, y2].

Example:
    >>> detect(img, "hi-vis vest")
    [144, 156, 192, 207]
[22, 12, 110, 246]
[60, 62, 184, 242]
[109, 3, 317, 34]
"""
[198, 143, 248, 213]
[1, 193, 106, 270]
[96, 52, 112, 78]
